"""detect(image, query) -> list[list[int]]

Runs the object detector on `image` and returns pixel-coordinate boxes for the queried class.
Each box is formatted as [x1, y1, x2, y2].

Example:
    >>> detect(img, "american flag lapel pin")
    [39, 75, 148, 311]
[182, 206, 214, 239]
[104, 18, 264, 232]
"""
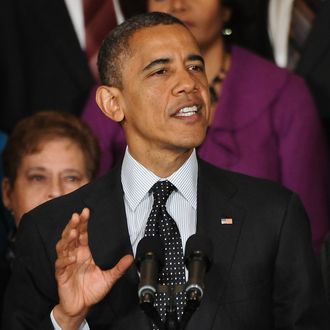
[220, 217, 233, 225]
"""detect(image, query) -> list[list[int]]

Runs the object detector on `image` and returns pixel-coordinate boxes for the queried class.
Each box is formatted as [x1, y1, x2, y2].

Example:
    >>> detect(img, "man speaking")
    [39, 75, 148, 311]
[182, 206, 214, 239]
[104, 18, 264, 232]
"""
[2, 12, 329, 330]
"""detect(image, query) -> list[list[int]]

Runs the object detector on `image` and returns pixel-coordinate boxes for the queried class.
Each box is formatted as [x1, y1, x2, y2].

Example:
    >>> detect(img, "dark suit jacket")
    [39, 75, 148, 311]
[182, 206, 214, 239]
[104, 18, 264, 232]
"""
[0, 0, 95, 133]
[296, 0, 330, 141]
[1, 159, 329, 329]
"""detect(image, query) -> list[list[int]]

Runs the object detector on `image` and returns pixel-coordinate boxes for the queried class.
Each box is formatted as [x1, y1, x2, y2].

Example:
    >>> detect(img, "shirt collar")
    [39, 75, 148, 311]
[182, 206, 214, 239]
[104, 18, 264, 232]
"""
[121, 148, 198, 211]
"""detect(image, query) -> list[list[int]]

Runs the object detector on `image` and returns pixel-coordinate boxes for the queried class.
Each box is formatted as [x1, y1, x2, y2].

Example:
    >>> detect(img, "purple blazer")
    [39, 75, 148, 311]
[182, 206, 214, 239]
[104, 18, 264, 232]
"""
[82, 46, 330, 252]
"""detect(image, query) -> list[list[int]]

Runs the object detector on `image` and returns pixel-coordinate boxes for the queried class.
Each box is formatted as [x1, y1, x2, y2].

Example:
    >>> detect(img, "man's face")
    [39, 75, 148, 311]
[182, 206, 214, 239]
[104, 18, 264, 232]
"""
[119, 24, 210, 158]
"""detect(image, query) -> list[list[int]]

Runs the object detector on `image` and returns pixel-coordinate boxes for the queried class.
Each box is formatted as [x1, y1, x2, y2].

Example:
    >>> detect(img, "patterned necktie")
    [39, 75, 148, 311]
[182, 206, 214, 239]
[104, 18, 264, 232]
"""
[144, 181, 186, 327]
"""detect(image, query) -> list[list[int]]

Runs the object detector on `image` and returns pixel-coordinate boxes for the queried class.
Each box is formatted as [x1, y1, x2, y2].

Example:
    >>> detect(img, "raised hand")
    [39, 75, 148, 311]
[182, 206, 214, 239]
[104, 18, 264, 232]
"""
[53, 207, 134, 328]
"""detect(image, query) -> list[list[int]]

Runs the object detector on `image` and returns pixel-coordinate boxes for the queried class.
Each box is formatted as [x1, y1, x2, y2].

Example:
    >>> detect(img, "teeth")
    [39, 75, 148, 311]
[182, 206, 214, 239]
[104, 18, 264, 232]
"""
[177, 105, 198, 117]
[179, 105, 198, 113]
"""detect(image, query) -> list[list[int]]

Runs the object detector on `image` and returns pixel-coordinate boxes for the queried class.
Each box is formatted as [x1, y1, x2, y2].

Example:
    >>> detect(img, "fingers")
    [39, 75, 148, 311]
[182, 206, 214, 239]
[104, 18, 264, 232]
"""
[105, 255, 134, 289]
[78, 208, 90, 246]
[55, 208, 90, 272]
[115, 255, 134, 275]
[55, 254, 76, 277]
[56, 208, 90, 255]
[56, 213, 78, 259]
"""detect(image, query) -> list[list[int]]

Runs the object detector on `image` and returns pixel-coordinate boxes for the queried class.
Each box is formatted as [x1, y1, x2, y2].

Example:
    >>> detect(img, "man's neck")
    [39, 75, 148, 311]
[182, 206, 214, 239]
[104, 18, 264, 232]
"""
[127, 147, 194, 178]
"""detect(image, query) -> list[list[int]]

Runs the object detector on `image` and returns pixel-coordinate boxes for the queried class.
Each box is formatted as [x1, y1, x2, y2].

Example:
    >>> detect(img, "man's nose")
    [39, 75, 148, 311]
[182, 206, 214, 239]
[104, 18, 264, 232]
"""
[173, 68, 197, 95]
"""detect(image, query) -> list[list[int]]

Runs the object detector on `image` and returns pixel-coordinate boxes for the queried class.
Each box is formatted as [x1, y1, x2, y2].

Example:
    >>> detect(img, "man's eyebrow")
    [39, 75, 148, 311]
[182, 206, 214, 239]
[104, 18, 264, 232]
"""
[142, 54, 204, 72]
[143, 58, 171, 71]
[187, 54, 205, 65]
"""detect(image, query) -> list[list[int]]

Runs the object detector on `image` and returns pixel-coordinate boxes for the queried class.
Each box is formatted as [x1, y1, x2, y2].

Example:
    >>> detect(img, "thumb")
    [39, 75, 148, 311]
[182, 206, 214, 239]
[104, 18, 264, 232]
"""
[105, 254, 134, 289]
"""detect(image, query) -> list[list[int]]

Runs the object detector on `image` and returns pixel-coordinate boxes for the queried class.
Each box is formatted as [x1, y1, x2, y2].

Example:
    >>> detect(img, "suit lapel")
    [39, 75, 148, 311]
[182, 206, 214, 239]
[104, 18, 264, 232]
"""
[189, 160, 245, 329]
[84, 165, 131, 268]
[30, 0, 93, 87]
[83, 165, 148, 326]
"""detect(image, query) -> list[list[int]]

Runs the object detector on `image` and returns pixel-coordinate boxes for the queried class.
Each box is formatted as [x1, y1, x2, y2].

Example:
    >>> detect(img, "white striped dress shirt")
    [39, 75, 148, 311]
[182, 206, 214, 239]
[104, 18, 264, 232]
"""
[122, 147, 198, 257]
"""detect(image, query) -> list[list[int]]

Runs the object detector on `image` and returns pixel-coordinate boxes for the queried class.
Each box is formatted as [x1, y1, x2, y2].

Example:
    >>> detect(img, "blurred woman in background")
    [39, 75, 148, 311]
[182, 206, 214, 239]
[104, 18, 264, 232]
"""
[0, 110, 100, 319]
[2, 111, 100, 226]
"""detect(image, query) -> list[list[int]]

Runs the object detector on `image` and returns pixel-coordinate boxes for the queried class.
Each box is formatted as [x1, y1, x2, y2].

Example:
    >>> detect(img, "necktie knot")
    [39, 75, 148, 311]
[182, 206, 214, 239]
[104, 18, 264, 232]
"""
[151, 180, 176, 205]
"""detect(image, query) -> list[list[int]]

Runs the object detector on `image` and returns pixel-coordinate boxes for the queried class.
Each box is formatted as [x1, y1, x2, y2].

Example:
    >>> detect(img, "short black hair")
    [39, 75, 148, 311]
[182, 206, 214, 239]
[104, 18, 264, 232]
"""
[97, 12, 186, 88]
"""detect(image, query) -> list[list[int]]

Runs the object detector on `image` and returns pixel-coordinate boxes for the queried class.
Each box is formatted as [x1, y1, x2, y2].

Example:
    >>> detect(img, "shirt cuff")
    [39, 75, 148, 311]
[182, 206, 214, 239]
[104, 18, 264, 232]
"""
[50, 309, 90, 330]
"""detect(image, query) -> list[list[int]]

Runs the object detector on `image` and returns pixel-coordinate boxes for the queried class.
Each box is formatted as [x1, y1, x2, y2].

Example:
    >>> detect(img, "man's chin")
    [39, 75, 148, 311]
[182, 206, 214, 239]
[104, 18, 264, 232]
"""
[173, 137, 205, 152]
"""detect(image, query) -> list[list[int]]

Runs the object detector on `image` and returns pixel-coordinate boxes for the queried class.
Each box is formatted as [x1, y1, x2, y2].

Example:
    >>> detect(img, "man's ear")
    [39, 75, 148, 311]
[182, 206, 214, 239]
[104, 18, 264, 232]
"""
[96, 85, 125, 122]
[2, 177, 12, 210]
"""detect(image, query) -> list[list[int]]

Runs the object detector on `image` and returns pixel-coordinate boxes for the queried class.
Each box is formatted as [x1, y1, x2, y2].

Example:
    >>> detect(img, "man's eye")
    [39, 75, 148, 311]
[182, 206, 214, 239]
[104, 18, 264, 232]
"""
[189, 64, 204, 72]
[153, 68, 167, 75]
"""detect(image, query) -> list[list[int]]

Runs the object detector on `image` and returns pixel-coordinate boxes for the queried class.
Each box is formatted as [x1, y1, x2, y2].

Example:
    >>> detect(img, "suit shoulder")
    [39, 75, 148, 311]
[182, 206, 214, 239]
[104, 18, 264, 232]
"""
[199, 159, 294, 202]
